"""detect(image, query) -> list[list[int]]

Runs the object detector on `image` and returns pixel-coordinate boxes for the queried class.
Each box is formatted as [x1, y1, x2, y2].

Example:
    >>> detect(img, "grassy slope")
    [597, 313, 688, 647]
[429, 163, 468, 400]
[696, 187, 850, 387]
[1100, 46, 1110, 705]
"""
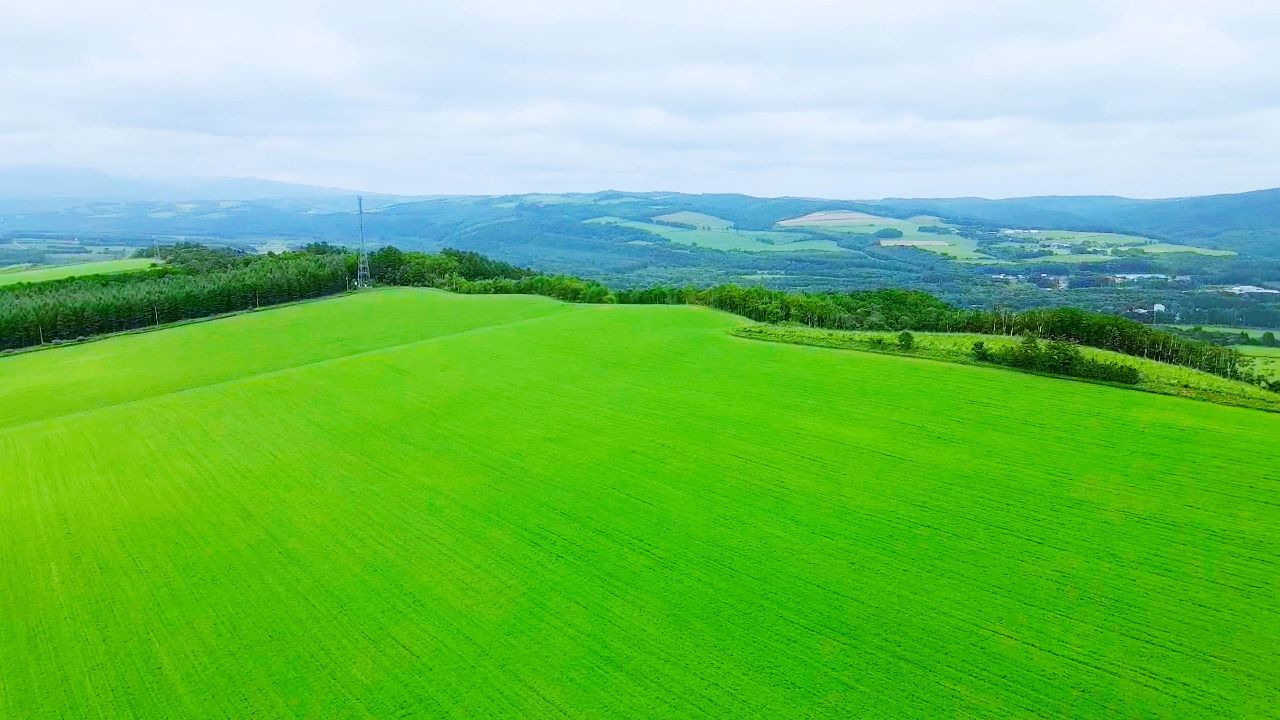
[1170, 324, 1279, 338]
[875, 225, 1230, 264]
[0, 257, 156, 286]
[1236, 345, 1280, 380]
[1140, 243, 1236, 256]
[733, 325, 1280, 411]
[652, 211, 735, 229]
[776, 212, 978, 254]
[887, 234, 983, 258]
[586, 216, 845, 252]
[3, 289, 1279, 717]
[1001, 230, 1150, 246]
[0, 289, 575, 429]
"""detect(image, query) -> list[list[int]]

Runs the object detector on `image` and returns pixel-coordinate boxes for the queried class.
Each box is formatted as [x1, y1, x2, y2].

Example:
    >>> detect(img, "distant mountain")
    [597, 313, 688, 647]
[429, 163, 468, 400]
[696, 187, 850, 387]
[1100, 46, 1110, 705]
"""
[0, 167, 390, 206]
[0, 168, 158, 202]
[2, 183, 1279, 294]
[164, 176, 364, 201]
[874, 188, 1280, 257]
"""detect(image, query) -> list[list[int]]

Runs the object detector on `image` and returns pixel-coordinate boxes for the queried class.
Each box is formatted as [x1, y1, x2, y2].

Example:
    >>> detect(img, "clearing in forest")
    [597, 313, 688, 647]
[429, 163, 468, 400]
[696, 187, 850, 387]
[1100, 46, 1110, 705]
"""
[652, 211, 735, 229]
[0, 257, 156, 286]
[585, 216, 845, 252]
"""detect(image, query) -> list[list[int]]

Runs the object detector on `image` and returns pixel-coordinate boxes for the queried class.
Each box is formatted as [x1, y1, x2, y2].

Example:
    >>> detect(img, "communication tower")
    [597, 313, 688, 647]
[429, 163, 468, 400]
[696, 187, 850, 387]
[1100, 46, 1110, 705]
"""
[355, 196, 371, 289]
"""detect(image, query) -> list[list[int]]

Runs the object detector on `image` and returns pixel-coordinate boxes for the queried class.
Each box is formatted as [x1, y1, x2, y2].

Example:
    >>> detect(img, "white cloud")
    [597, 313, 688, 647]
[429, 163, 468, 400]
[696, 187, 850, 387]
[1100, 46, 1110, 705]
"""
[1, 0, 1277, 197]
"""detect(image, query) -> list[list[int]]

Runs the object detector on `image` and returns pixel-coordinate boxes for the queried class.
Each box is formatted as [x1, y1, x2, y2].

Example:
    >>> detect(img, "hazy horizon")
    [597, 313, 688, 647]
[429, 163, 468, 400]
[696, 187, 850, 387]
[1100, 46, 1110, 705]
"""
[3, 1, 1278, 199]
[5, 165, 1274, 203]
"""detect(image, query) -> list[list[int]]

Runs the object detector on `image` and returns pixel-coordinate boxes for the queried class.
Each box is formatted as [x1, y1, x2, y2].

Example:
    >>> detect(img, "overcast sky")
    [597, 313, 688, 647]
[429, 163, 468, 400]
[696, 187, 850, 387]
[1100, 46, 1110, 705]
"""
[2, 0, 1278, 198]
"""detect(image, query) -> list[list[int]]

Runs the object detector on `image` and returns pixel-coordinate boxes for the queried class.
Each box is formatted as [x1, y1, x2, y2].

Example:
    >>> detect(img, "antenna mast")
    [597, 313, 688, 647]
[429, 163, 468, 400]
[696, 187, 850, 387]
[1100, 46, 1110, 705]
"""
[355, 195, 371, 289]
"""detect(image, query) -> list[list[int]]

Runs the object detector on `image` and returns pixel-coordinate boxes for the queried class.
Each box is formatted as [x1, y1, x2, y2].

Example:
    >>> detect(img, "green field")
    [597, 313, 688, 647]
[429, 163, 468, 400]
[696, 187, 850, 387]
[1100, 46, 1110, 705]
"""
[651, 211, 734, 229]
[1171, 324, 1278, 338]
[733, 325, 1280, 411]
[1236, 345, 1280, 356]
[1139, 243, 1236, 256]
[991, 231, 1234, 262]
[0, 257, 156, 286]
[775, 212, 983, 257]
[3, 289, 1279, 717]
[1000, 229, 1150, 246]
[777, 211, 968, 244]
[881, 234, 985, 259]
[586, 216, 846, 252]
[1236, 345, 1280, 380]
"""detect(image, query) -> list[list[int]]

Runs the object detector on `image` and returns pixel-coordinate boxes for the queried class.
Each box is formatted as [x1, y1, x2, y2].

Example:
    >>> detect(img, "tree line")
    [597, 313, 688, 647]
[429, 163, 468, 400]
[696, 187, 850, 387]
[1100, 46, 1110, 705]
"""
[972, 337, 1141, 385]
[0, 250, 347, 350]
[1, 243, 1270, 391]
[0, 244, 566, 351]
[613, 284, 1265, 385]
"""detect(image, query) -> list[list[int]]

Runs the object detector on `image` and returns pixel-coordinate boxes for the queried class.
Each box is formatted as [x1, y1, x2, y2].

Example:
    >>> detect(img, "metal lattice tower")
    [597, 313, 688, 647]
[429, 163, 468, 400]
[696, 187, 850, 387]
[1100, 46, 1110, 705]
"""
[355, 195, 371, 289]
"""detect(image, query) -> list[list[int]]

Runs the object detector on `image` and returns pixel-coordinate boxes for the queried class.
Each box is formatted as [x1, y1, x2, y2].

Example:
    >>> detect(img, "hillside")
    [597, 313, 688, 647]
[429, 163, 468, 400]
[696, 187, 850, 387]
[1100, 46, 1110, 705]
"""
[875, 188, 1280, 257]
[5, 187, 1279, 260]
[0, 167, 383, 204]
[5, 187, 1278, 327]
[734, 325, 1280, 411]
[2, 288, 1277, 717]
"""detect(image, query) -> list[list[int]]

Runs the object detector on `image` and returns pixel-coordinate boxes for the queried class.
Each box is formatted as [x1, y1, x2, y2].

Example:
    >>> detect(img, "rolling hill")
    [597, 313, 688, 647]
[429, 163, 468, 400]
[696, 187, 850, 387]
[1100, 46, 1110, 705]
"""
[2, 288, 1277, 717]
[4, 185, 1278, 307]
[875, 188, 1280, 257]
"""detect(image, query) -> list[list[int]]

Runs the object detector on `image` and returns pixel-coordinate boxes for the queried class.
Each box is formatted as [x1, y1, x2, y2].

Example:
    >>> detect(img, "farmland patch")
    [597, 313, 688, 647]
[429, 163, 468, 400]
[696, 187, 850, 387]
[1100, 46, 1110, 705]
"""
[2, 290, 1278, 717]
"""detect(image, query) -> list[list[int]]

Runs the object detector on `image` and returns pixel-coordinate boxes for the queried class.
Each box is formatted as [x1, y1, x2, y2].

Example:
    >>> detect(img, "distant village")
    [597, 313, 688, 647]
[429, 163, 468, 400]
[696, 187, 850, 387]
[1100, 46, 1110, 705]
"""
[989, 271, 1277, 296]
[987, 271, 1279, 323]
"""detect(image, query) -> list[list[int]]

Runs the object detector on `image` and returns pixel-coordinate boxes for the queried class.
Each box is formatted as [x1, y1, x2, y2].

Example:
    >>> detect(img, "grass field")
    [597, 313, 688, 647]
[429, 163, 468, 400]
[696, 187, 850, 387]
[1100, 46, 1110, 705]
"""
[1000, 229, 1150, 246]
[1139, 243, 1236, 256]
[586, 216, 846, 252]
[1236, 345, 1280, 356]
[777, 211, 948, 235]
[2, 289, 1279, 717]
[779, 212, 985, 257]
[779, 211, 964, 241]
[773, 218, 1228, 264]
[733, 325, 1280, 412]
[879, 236, 985, 259]
[1170, 324, 1279, 338]
[0, 257, 156, 286]
[651, 211, 734, 229]
[1236, 344, 1280, 380]
[987, 230, 1231, 263]
[879, 239, 951, 247]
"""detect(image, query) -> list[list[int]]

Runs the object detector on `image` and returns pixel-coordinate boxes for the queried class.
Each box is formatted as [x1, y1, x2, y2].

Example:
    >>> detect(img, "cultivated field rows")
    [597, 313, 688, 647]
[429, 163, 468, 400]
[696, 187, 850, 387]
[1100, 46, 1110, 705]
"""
[2, 290, 1278, 717]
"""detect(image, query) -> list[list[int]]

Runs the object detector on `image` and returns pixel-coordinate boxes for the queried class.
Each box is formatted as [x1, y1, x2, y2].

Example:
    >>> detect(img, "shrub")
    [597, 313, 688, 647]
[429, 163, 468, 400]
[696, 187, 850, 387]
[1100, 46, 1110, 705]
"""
[971, 340, 989, 361]
[987, 335, 1140, 384]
